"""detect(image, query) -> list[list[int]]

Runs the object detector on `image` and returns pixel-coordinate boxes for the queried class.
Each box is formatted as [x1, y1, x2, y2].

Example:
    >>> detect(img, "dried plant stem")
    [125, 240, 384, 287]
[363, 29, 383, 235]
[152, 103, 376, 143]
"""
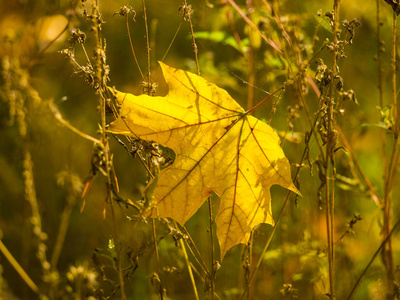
[35, 21, 69, 58]
[393, 13, 398, 134]
[265, 0, 326, 162]
[324, 2, 341, 298]
[181, 226, 210, 277]
[336, 125, 382, 207]
[262, 0, 292, 48]
[161, 20, 183, 63]
[109, 197, 126, 299]
[377, 0, 387, 186]
[142, 0, 152, 92]
[248, 237, 253, 300]
[227, 0, 282, 53]
[23, 150, 52, 275]
[381, 11, 398, 296]
[90, 0, 126, 297]
[105, 84, 128, 297]
[226, 9, 244, 52]
[154, 18, 183, 79]
[150, 19, 158, 65]
[80, 44, 92, 69]
[1, 52, 52, 296]
[324, 169, 335, 299]
[183, 0, 200, 75]
[0, 240, 39, 295]
[174, 221, 199, 300]
[49, 102, 100, 144]
[51, 192, 77, 268]
[152, 216, 165, 299]
[346, 219, 400, 300]
[18, 97, 52, 288]
[126, 14, 144, 80]
[208, 198, 215, 300]
[383, 135, 397, 276]
[188, 263, 222, 300]
[300, 89, 326, 161]
[246, 82, 288, 114]
[245, 233, 253, 300]
[246, 1, 255, 111]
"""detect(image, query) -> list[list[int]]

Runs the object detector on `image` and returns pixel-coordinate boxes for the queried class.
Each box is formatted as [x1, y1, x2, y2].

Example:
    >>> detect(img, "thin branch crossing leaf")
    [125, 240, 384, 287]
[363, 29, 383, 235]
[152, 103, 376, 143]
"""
[109, 62, 299, 259]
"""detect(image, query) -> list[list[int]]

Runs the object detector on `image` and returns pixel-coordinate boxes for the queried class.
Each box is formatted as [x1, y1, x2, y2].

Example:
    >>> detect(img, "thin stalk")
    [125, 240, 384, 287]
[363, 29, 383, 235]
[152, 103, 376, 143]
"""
[246, 233, 253, 300]
[109, 194, 126, 299]
[150, 19, 158, 65]
[388, 143, 400, 193]
[91, 0, 126, 297]
[208, 198, 215, 300]
[142, 0, 152, 94]
[382, 135, 398, 275]
[324, 2, 341, 298]
[51, 192, 77, 268]
[227, 0, 282, 53]
[336, 124, 382, 207]
[126, 14, 144, 80]
[21, 119, 52, 288]
[324, 170, 334, 300]
[265, 0, 326, 162]
[246, 82, 288, 115]
[346, 219, 400, 300]
[239, 190, 290, 300]
[154, 18, 184, 79]
[183, 0, 200, 75]
[268, 0, 325, 162]
[0, 240, 39, 295]
[152, 215, 165, 299]
[246, 0, 255, 111]
[189, 263, 222, 300]
[300, 86, 326, 162]
[226, 9, 244, 52]
[49, 102, 100, 144]
[175, 222, 199, 300]
[161, 19, 183, 64]
[181, 226, 210, 277]
[35, 21, 69, 58]
[80, 44, 92, 69]
[377, 0, 387, 188]
[262, 0, 292, 47]
[393, 12, 398, 135]
[381, 11, 397, 295]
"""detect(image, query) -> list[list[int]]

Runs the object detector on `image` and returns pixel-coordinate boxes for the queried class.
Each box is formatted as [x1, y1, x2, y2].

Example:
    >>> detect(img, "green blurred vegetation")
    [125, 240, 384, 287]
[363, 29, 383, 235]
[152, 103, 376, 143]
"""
[0, 0, 399, 299]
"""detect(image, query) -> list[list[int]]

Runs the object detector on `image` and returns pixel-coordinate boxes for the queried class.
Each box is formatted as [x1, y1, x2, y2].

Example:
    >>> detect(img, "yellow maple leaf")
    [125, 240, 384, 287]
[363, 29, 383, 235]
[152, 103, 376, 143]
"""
[109, 62, 299, 259]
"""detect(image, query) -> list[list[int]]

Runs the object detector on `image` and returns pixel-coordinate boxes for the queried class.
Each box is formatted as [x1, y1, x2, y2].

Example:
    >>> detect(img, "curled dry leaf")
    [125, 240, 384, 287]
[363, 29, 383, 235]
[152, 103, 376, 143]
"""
[108, 62, 299, 259]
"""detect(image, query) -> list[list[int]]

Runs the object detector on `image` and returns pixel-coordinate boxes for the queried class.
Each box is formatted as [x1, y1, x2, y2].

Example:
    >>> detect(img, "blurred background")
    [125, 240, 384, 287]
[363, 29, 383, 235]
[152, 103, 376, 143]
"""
[0, 0, 399, 299]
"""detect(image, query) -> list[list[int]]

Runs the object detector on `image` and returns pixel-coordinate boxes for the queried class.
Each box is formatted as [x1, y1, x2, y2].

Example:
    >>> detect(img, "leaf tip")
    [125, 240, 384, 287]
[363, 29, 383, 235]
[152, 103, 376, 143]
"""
[157, 60, 168, 72]
[289, 183, 302, 197]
